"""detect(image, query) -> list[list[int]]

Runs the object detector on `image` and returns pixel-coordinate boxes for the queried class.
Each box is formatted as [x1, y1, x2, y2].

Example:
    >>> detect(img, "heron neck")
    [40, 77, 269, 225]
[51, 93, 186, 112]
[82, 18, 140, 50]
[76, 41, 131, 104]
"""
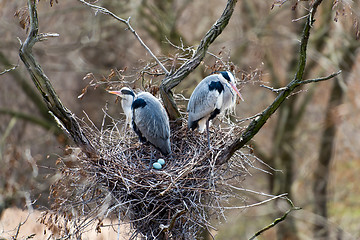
[121, 96, 135, 111]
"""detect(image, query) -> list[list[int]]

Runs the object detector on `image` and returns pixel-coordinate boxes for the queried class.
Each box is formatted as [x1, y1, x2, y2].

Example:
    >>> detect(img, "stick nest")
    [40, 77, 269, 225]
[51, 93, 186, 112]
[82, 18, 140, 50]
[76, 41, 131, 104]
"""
[43, 116, 254, 239]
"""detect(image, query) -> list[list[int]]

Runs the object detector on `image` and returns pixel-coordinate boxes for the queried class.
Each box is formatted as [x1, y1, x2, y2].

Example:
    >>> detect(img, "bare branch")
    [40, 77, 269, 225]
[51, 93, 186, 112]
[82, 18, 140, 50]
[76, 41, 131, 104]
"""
[78, 0, 169, 75]
[209, 193, 288, 210]
[248, 198, 301, 240]
[259, 84, 288, 93]
[235, 113, 262, 124]
[260, 70, 341, 93]
[299, 70, 342, 85]
[0, 63, 18, 75]
[19, 0, 96, 157]
[37, 32, 59, 41]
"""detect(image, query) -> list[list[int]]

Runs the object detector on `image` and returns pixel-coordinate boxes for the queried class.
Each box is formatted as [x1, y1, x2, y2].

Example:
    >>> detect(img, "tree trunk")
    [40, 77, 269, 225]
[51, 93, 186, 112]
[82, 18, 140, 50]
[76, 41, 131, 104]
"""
[312, 41, 358, 239]
[313, 78, 343, 239]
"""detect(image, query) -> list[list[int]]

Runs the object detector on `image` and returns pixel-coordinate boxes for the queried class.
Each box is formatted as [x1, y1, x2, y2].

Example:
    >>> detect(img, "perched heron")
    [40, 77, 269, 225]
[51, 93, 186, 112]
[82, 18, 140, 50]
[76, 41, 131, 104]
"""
[108, 87, 171, 156]
[187, 71, 244, 148]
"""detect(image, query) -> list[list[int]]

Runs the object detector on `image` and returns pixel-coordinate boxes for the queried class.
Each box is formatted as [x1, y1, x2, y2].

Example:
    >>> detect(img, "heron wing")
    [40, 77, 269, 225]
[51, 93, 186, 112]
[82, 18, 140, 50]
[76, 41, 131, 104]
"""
[187, 77, 222, 123]
[133, 93, 171, 154]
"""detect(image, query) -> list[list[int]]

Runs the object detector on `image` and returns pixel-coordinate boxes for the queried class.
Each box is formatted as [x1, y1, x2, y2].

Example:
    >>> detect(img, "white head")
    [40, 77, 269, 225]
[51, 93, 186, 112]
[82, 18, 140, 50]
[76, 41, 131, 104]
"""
[218, 71, 244, 101]
[108, 87, 135, 126]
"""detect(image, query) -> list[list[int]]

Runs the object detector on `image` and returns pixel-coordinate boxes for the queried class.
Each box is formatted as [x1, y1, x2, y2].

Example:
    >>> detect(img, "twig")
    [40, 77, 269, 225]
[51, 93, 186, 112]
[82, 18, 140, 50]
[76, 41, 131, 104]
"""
[36, 32, 59, 41]
[235, 113, 262, 124]
[259, 84, 287, 93]
[165, 36, 195, 55]
[78, 0, 169, 75]
[0, 63, 18, 75]
[292, 14, 310, 22]
[260, 70, 341, 93]
[273, 0, 290, 7]
[298, 70, 342, 85]
[217, 193, 288, 210]
[248, 198, 301, 240]
[12, 207, 33, 240]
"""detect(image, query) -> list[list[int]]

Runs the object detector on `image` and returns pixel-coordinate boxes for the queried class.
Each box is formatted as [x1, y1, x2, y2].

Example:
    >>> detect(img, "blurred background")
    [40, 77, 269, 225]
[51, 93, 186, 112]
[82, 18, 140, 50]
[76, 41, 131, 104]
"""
[0, 0, 359, 239]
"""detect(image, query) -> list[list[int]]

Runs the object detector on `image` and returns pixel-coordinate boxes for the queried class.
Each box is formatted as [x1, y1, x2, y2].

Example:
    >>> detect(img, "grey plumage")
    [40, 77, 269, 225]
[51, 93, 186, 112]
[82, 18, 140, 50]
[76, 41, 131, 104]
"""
[108, 88, 171, 156]
[132, 92, 171, 155]
[187, 71, 243, 147]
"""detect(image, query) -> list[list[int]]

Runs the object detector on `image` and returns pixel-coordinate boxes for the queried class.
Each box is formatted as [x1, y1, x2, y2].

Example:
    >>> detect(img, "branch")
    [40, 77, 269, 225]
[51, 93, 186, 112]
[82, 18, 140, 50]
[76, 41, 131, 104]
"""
[248, 198, 301, 240]
[0, 63, 18, 75]
[19, 0, 96, 157]
[216, 0, 328, 165]
[78, 0, 169, 75]
[160, 0, 238, 119]
[260, 70, 342, 93]
[220, 193, 288, 210]
[298, 70, 341, 85]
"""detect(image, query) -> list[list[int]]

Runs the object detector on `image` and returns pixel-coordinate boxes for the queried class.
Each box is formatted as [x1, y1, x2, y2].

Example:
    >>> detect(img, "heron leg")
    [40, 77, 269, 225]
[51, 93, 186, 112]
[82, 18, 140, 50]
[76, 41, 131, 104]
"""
[140, 147, 154, 170]
[148, 149, 160, 169]
[206, 119, 211, 149]
[146, 149, 155, 169]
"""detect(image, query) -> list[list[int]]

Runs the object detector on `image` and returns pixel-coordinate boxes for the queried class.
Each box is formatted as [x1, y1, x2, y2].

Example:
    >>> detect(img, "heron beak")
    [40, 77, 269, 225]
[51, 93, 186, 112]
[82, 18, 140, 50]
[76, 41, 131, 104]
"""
[230, 82, 244, 101]
[107, 90, 123, 97]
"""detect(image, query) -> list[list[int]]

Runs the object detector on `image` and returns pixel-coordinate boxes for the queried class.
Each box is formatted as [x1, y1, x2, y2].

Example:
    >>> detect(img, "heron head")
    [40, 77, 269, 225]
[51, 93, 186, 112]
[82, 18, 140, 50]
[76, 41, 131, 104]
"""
[108, 87, 136, 112]
[108, 87, 135, 99]
[218, 71, 244, 101]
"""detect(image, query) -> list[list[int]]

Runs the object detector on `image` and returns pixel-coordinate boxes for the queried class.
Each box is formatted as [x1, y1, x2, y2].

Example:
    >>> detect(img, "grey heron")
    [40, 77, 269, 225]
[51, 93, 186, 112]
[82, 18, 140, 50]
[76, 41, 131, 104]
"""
[108, 87, 171, 156]
[187, 71, 244, 148]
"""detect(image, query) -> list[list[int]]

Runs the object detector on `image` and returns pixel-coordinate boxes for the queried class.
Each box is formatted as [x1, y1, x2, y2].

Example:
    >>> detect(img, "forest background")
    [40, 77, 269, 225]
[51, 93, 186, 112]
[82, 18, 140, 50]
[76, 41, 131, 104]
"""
[0, 0, 359, 239]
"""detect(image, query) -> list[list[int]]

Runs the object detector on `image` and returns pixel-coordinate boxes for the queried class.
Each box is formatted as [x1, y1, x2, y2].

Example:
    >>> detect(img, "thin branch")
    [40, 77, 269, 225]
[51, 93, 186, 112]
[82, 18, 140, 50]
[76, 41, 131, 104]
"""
[260, 70, 341, 93]
[209, 193, 288, 210]
[235, 113, 262, 124]
[298, 70, 342, 85]
[19, 0, 96, 157]
[78, 0, 169, 75]
[0, 62, 18, 75]
[216, 0, 328, 165]
[248, 198, 301, 240]
[259, 84, 288, 93]
[292, 14, 310, 23]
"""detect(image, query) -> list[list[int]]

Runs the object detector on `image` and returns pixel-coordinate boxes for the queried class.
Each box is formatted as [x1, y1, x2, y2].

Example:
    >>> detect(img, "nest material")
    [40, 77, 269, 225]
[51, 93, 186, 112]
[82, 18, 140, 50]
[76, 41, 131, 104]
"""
[45, 116, 253, 239]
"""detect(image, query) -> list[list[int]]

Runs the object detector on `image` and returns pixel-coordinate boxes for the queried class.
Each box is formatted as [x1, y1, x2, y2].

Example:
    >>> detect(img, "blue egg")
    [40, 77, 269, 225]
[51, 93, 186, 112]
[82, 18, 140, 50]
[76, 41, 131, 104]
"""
[153, 162, 162, 170]
[157, 158, 165, 165]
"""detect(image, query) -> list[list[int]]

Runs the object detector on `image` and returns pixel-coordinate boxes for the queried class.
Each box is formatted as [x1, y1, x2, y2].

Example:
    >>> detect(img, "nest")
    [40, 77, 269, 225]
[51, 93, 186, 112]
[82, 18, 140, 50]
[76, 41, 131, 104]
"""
[42, 114, 258, 239]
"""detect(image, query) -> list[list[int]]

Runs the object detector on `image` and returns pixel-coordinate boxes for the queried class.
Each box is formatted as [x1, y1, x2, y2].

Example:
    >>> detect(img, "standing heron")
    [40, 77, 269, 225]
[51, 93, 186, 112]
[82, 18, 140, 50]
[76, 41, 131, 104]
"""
[187, 71, 244, 148]
[108, 87, 171, 156]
